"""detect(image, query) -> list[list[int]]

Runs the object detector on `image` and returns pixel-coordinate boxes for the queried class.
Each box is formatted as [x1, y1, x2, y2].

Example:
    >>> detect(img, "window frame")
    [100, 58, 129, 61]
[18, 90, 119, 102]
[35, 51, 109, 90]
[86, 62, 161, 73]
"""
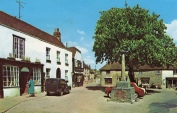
[13, 35, 25, 59]
[56, 51, 61, 65]
[32, 68, 41, 85]
[104, 78, 112, 85]
[155, 70, 161, 75]
[3, 65, 19, 87]
[173, 69, 177, 75]
[65, 70, 68, 81]
[46, 47, 51, 63]
[65, 54, 69, 66]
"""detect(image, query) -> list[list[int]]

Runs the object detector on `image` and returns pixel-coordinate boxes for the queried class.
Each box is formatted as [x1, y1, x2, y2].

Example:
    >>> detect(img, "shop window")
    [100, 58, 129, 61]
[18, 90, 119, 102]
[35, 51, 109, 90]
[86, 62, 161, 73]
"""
[141, 77, 150, 84]
[105, 78, 112, 85]
[13, 35, 25, 59]
[32, 68, 41, 85]
[77, 75, 81, 82]
[3, 65, 19, 87]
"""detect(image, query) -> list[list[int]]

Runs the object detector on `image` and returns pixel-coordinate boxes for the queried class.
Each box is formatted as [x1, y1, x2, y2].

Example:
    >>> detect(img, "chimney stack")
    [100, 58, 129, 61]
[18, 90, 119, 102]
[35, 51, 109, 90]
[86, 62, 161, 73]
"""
[53, 28, 61, 41]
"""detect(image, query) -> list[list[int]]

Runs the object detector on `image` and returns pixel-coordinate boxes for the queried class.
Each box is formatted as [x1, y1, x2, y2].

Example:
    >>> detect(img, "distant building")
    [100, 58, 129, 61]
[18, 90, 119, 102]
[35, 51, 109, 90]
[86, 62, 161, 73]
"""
[100, 62, 177, 88]
[67, 47, 84, 87]
[83, 62, 91, 84]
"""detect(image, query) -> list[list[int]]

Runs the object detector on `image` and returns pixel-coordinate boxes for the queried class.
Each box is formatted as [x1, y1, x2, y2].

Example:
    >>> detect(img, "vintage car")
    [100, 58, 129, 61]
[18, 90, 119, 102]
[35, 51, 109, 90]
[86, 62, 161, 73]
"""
[45, 78, 71, 96]
[105, 82, 145, 98]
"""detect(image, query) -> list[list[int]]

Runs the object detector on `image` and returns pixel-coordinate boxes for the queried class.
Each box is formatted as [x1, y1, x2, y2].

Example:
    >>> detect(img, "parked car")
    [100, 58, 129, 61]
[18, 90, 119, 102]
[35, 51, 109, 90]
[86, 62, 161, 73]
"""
[105, 82, 145, 98]
[45, 78, 71, 96]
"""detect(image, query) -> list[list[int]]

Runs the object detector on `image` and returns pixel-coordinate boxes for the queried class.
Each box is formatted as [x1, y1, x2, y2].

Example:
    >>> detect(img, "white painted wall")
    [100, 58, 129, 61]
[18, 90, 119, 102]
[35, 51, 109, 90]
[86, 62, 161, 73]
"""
[162, 70, 173, 85]
[3, 88, 20, 98]
[0, 25, 73, 86]
[75, 51, 83, 68]
[34, 86, 41, 93]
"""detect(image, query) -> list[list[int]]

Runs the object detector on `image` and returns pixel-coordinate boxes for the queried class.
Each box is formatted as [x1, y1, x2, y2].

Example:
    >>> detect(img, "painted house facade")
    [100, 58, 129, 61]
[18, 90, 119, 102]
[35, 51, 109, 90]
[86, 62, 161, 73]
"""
[67, 47, 84, 87]
[100, 62, 177, 89]
[0, 11, 72, 98]
[83, 63, 91, 84]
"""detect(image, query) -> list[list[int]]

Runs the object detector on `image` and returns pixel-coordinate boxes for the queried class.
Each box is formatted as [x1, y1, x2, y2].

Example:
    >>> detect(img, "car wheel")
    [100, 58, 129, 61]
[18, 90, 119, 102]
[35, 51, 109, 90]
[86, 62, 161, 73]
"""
[108, 92, 111, 98]
[135, 92, 139, 99]
[68, 90, 70, 94]
[47, 92, 50, 96]
[59, 91, 63, 96]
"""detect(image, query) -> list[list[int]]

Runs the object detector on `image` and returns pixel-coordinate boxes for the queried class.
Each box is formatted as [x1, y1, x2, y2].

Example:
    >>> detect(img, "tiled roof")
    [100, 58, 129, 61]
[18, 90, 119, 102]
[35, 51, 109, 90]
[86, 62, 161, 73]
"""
[83, 62, 90, 69]
[0, 11, 65, 48]
[67, 47, 81, 58]
[100, 62, 177, 71]
[100, 62, 124, 71]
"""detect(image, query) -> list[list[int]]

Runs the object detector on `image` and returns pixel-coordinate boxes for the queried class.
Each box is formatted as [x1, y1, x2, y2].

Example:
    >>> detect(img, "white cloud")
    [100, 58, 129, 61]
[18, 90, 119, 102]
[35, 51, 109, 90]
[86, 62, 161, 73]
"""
[77, 30, 85, 35]
[83, 57, 95, 65]
[75, 46, 88, 54]
[65, 41, 77, 47]
[165, 20, 177, 43]
[85, 43, 91, 47]
[80, 37, 84, 41]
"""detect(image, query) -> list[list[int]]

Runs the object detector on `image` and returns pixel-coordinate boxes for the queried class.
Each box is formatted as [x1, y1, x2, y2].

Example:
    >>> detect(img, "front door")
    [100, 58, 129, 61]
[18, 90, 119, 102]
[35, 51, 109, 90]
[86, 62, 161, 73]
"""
[19, 72, 30, 95]
[56, 68, 61, 78]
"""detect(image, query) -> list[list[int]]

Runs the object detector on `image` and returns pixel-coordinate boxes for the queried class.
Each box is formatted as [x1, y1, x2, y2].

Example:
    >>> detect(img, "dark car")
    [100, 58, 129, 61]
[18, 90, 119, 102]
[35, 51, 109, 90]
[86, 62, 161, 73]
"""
[105, 82, 145, 98]
[45, 78, 71, 96]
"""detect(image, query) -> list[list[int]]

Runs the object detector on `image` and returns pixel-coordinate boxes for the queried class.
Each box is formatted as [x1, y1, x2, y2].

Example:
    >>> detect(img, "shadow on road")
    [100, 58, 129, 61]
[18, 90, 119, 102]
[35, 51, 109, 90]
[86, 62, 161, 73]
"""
[148, 99, 177, 113]
[146, 89, 161, 93]
[85, 85, 106, 92]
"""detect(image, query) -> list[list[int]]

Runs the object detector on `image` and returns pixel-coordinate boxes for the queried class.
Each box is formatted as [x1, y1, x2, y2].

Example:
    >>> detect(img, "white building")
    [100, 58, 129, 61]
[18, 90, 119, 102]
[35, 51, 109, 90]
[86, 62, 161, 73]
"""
[67, 47, 84, 87]
[0, 11, 72, 98]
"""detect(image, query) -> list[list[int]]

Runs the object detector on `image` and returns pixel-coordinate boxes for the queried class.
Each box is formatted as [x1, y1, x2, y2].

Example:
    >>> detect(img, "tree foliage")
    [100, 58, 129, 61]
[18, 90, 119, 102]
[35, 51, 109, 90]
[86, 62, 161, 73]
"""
[93, 5, 177, 70]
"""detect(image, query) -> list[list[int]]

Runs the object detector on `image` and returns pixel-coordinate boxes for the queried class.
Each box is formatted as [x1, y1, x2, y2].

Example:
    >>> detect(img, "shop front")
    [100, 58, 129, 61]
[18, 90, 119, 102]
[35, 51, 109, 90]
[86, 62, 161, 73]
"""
[0, 58, 44, 98]
[166, 77, 177, 88]
[72, 73, 84, 87]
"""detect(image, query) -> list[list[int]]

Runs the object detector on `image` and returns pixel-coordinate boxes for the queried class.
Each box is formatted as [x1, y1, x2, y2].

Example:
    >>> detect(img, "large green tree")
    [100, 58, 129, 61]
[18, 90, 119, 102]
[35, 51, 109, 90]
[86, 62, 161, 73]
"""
[93, 5, 177, 82]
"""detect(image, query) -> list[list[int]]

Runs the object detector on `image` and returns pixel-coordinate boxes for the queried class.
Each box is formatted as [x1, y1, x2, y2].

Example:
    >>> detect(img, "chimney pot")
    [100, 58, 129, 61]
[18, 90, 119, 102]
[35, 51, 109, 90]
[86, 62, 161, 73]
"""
[53, 28, 61, 41]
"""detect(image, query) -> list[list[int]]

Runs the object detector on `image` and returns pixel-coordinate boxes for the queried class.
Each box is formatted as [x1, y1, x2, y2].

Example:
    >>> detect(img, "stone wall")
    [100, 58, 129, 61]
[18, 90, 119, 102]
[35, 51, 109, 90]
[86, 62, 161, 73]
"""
[100, 71, 128, 86]
[134, 70, 162, 87]
[100, 70, 162, 87]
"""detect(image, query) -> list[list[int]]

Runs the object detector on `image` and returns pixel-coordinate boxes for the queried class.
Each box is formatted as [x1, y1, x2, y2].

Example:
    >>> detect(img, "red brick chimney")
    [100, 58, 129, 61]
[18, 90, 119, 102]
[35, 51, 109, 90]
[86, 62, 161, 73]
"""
[53, 28, 61, 41]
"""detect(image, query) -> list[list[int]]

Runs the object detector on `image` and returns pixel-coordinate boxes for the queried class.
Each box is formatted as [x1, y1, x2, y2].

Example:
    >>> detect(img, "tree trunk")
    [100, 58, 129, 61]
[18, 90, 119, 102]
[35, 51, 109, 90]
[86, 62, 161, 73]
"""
[128, 66, 136, 83]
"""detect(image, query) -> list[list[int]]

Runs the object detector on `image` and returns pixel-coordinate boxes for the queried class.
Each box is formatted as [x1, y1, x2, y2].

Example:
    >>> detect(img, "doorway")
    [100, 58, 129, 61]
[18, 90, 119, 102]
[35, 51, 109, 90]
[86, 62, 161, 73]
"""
[56, 68, 61, 78]
[19, 67, 30, 95]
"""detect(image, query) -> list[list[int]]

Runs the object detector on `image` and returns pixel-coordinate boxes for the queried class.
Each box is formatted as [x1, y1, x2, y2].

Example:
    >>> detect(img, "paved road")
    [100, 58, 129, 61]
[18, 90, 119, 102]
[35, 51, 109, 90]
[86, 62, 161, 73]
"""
[1, 83, 177, 113]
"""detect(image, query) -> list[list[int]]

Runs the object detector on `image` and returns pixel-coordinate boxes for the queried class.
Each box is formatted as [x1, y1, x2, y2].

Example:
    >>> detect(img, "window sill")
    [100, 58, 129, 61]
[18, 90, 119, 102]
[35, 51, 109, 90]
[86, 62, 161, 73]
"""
[57, 62, 61, 65]
[46, 60, 51, 63]
[65, 63, 69, 66]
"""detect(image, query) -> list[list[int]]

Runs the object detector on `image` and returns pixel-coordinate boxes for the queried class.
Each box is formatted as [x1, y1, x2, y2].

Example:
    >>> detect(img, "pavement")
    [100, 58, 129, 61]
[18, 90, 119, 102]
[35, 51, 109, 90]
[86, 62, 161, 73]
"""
[1, 84, 177, 113]
[0, 92, 47, 113]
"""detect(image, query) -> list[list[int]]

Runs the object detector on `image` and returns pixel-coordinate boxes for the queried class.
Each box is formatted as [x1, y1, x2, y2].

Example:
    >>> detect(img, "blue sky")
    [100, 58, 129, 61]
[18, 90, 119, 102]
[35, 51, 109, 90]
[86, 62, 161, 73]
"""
[0, 0, 177, 70]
